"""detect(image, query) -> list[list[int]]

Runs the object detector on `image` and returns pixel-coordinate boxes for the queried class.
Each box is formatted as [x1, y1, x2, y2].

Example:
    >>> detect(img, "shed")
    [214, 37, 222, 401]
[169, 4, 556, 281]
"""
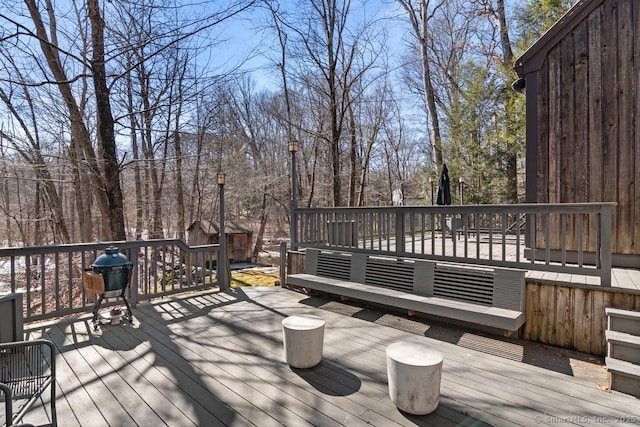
[514, 0, 639, 267]
[187, 220, 254, 263]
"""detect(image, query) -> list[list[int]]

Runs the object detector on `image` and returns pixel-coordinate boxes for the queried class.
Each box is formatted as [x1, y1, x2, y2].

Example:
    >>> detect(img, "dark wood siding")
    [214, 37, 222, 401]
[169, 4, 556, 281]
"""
[531, 0, 638, 258]
[587, 8, 604, 252]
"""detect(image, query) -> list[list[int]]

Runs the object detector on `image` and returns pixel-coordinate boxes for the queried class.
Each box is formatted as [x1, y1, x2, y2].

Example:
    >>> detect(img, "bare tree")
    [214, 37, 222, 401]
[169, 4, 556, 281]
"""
[354, 81, 391, 206]
[0, 62, 71, 243]
[397, 0, 444, 167]
[20, 0, 114, 239]
[485, 0, 519, 202]
[1, 0, 259, 244]
[281, 0, 381, 206]
[87, 0, 126, 240]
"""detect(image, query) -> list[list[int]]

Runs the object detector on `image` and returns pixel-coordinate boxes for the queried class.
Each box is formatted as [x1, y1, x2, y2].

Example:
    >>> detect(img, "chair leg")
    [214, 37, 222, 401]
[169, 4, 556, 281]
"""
[1, 382, 13, 425]
[50, 378, 57, 427]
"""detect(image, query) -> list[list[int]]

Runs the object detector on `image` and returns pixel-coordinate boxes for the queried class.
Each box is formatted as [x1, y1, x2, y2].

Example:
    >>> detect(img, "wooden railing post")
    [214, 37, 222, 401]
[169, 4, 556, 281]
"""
[395, 210, 405, 257]
[127, 247, 138, 308]
[600, 205, 612, 287]
[279, 242, 287, 287]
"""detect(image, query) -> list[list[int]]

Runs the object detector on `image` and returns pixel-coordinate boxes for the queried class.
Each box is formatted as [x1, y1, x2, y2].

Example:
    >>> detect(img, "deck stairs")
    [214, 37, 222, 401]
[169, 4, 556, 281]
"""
[605, 307, 640, 397]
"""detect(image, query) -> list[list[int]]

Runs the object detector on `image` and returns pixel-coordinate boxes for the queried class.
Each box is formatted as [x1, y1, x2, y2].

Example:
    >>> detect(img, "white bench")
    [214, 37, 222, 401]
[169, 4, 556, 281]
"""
[287, 248, 526, 333]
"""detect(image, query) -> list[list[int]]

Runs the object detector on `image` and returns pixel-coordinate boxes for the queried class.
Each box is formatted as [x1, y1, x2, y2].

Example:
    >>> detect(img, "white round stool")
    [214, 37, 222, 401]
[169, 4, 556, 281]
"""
[386, 341, 443, 415]
[282, 315, 325, 368]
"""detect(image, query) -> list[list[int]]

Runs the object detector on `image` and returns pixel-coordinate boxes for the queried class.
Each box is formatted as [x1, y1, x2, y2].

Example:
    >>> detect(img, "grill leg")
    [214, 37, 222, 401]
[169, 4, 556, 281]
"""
[92, 294, 104, 330]
[120, 291, 133, 322]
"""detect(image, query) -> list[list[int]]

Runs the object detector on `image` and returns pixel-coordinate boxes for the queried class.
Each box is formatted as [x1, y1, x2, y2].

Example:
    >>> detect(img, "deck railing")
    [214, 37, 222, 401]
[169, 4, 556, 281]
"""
[294, 203, 614, 286]
[0, 239, 221, 323]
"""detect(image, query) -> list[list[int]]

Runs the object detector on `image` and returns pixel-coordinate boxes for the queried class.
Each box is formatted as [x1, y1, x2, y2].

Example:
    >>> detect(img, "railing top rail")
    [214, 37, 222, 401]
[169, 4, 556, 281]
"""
[296, 202, 616, 215]
[0, 239, 220, 257]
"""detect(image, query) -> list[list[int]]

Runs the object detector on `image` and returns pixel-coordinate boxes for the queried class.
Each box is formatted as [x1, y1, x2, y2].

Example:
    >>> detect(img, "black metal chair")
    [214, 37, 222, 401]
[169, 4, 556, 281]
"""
[0, 339, 56, 427]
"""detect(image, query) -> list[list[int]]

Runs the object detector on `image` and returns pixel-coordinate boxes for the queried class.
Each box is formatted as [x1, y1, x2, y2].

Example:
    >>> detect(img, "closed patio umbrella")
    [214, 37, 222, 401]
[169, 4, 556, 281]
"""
[436, 163, 451, 205]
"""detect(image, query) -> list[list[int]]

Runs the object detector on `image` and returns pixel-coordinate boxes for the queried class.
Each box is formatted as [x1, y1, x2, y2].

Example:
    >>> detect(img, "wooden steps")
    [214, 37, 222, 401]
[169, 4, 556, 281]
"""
[605, 307, 640, 397]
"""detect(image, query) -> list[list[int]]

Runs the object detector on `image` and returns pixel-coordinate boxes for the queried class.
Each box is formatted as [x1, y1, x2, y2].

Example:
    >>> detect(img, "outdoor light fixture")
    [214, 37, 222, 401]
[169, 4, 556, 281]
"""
[217, 172, 226, 185]
[459, 177, 465, 205]
[512, 78, 526, 94]
[288, 140, 299, 153]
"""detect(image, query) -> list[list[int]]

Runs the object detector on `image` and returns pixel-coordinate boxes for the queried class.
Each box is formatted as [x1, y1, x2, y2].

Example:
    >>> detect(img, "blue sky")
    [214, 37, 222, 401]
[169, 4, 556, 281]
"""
[207, 0, 405, 90]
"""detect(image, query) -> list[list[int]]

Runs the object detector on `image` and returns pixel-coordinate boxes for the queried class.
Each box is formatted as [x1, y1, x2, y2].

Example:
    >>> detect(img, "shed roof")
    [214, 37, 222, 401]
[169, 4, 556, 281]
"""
[514, 0, 604, 76]
[187, 220, 253, 235]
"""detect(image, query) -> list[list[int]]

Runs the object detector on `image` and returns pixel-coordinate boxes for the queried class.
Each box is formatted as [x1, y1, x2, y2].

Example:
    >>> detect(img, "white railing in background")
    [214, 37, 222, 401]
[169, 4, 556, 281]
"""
[294, 203, 614, 287]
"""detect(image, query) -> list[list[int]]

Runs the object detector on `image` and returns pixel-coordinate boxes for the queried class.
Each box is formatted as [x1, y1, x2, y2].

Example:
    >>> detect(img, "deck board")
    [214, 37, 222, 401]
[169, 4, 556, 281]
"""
[12, 286, 640, 427]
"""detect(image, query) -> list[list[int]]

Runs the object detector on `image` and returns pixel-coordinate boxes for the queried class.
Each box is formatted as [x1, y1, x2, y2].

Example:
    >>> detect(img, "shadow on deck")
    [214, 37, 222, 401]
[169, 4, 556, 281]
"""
[14, 286, 637, 427]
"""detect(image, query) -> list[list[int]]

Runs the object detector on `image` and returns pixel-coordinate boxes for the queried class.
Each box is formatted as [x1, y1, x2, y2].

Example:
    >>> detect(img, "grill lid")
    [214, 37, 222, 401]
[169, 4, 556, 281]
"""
[92, 246, 132, 272]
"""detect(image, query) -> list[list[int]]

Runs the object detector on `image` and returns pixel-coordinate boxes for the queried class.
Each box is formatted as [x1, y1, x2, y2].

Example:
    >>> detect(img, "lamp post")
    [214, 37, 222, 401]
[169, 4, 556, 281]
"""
[217, 172, 230, 290]
[459, 177, 465, 205]
[429, 176, 435, 205]
[289, 140, 299, 250]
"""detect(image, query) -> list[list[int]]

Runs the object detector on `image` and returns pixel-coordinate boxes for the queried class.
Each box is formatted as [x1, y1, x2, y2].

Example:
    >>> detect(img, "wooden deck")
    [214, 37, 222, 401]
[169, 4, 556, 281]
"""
[526, 266, 640, 291]
[13, 286, 640, 427]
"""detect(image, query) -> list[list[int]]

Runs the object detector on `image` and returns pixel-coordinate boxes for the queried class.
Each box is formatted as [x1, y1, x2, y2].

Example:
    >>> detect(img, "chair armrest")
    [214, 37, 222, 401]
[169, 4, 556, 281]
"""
[1, 382, 13, 425]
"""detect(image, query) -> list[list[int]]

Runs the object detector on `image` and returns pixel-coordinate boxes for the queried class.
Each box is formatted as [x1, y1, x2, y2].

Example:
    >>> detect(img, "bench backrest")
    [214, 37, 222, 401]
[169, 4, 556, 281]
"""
[305, 248, 351, 280]
[433, 264, 494, 306]
[304, 248, 525, 312]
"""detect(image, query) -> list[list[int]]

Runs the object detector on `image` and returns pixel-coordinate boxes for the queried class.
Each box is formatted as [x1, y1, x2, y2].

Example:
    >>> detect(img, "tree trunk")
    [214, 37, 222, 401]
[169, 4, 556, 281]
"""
[34, 182, 41, 245]
[252, 191, 269, 260]
[495, 0, 518, 203]
[174, 128, 186, 240]
[320, 0, 343, 207]
[0, 85, 71, 243]
[125, 68, 144, 240]
[138, 63, 165, 240]
[88, 0, 126, 241]
[347, 101, 357, 206]
[0, 161, 12, 246]
[495, 0, 514, 67]
[189, 129, 205, 224]
[418, 1, 443, 166]
[25, 0, 113, 240]
[69, 138, 93, 242]
[398, 0, 444, 166]
[356, 133, 376, 207]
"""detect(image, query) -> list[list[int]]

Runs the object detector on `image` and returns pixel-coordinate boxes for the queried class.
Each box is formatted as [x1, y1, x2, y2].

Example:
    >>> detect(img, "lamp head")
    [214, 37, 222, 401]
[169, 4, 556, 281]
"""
[512, 77, 526, 94]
